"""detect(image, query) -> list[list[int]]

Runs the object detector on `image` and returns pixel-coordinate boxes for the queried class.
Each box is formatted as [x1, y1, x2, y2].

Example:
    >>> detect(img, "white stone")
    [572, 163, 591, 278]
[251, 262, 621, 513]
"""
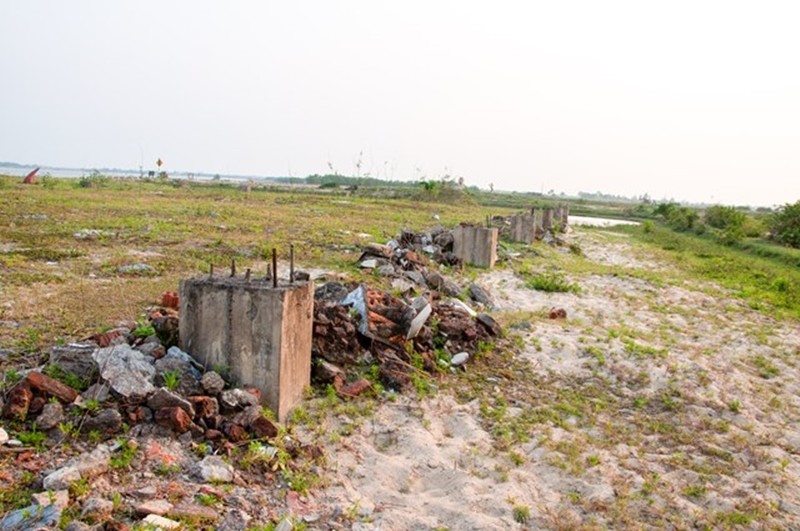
[198, 455, 234, 483]
[448, 298, 477, 317]
[451, 352, 469, 366]
[43, 466, 81, 491]
[0, 427, 8, 445]
[142, 514, 181, 529]
[405, 302, 432, 340]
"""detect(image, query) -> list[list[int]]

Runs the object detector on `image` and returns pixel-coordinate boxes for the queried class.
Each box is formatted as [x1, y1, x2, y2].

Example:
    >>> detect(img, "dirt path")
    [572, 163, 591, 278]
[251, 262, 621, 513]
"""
[316, 229, 800, 530]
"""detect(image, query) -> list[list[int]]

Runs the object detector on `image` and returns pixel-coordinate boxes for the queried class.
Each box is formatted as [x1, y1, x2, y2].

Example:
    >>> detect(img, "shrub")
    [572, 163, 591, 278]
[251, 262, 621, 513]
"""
[666, 207, 699, 232]
[705, 205, 746, 230]
[77, 171, 111, 188]
[768, 200, 800, 248]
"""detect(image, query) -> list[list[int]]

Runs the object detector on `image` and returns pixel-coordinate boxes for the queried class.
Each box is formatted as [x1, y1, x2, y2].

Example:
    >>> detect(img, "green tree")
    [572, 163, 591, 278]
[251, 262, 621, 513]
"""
[768, 200, 800, 248]
[705, 205, 746, 230]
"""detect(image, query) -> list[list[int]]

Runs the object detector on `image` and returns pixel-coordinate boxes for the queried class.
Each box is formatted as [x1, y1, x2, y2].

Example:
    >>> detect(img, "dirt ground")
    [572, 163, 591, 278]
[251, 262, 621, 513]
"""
[313, 229, 800, 530]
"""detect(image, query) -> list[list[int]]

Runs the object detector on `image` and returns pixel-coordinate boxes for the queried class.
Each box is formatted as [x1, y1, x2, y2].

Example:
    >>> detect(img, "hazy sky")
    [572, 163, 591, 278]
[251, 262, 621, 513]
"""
[2, 1, 798, 206]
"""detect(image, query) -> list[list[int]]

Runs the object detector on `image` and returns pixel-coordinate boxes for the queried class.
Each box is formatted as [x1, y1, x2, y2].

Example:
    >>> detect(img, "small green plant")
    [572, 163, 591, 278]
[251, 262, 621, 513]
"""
[192, 442, 212, 458]
[509, 452, 525, 466]
[69, 478, 90, 498]
[586, 454, 601, 467]
[161, 370, 181, 391]
[512, 504, 531, 524]
[111, 491, 123, 511]
[196, 492, 220, 507]
[411, 371, 434, 398]
[3, 368, 22, 385]
[132, 323, 155, 338]
[752, 355, 780, 378]
[84, 398, 102, 414]
[58, 421, 80, 439]
[87, 430, 103, 444]
[155, 463, 182, 476]
[17, 429, 46, 449]
[728, 399, 741, 413]
[110, 439, 137, 470]
[683, 484, 706, 498]
[524, 270, 579, 294]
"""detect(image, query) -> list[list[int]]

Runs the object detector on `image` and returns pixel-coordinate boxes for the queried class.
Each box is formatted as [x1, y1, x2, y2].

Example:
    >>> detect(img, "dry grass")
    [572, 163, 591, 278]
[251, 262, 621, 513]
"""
[0, 175, 513, 357]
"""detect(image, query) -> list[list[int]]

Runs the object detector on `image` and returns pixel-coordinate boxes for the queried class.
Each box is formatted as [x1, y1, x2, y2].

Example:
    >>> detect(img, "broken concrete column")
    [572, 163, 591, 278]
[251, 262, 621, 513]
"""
[559, 204, 570, 230]
[453, 226, 498, 268]
[179, 276, 313, 421]
[509, 213, 536, 244]
[541, 208, 553, 232]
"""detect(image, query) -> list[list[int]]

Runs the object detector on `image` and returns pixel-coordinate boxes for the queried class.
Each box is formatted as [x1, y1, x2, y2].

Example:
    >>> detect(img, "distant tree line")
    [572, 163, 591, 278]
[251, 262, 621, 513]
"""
[275, 174, 419, 188]
[648, 199, 800, 249]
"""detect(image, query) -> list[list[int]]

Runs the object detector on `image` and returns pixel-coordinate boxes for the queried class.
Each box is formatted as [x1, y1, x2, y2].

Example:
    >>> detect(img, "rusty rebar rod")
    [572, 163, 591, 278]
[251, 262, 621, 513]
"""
[245, 268, 251, 282]
[209, 263, 214, 277]
[290, 244, 294, 284]
[230, 259, 236, 277]
[272, 248, 278, 288]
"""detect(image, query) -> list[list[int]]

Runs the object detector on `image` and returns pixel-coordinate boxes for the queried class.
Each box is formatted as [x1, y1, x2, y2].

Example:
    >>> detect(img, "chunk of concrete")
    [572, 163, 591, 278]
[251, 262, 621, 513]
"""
[93, 345, 155, 401]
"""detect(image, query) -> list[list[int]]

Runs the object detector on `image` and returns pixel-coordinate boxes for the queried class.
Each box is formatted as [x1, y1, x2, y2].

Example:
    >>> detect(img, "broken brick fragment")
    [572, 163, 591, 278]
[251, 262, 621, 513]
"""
[221, 421, 249, 442]
[549, 307, 567, 319]
[161, 291, 179, 309]
[90, 329, 125, 348]
[188, 396, 219, 420]
[2, 381, 33, 420]
[338, 378, 372, 398]
[26, 371, 79, 403]
[154, 406, 193, 433]
[204, 429, 224, 441]
[250, 416, 278, 439]
[28, 396, 46, 415]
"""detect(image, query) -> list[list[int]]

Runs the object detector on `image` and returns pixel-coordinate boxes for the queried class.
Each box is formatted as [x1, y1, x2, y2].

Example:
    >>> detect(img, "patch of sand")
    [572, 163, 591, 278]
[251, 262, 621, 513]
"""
[317, 229, 800, 529]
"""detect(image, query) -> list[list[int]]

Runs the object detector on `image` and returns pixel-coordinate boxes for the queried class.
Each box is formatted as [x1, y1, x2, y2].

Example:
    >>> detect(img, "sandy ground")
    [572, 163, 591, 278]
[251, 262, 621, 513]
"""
[312, 229, 800, 530]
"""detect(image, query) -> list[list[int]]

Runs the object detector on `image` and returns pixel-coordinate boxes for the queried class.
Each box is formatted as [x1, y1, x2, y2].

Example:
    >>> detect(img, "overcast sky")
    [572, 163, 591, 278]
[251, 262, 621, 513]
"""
[1, 1, 798, 206]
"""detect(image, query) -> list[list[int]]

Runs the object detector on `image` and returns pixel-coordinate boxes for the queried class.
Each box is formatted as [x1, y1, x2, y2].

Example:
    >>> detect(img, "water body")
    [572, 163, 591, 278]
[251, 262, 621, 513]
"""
[569, 215, 640, 227]
[0, 164, 261, 183]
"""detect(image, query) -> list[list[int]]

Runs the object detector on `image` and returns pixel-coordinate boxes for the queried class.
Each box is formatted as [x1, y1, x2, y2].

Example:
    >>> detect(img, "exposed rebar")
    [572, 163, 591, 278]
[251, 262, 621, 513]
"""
[272, 248, 278, 288]
[230, 259, 236, 277]
[290, 244, 294, 284]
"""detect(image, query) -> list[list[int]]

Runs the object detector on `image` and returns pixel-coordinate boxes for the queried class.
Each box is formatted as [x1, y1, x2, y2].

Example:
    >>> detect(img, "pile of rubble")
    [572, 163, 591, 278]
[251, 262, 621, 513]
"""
[356, 227, 501, 300]
[0, 318, 323, 529]
[306, 227, 505, 394]
[357, 226, 459, 281]
[312, 280, 501, 393]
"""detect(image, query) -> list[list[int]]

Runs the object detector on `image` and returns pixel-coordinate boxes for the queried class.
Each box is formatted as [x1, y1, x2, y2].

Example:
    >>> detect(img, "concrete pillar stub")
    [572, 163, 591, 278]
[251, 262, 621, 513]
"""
[453, 226, 498, 268]
[561, 204, 570, 228]
[179, 277, 313, 421]
[542, 208, 553, 231]
[509, 213, 535, 244]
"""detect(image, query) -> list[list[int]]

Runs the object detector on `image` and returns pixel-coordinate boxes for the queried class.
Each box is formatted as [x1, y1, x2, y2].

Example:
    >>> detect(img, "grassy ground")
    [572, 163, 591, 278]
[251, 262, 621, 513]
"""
[0, 175, 514, 358]
[617, 223, 800, 319]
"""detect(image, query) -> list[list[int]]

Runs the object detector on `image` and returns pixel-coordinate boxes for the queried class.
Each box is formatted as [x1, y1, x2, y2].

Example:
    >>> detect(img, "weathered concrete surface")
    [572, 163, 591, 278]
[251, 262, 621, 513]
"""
[541, 208, 553, 231]
[179, 278, 313, 421]
[557, 204, 570, 230]
[452, 226, 498, 268]
[509, 212, 536, 244]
